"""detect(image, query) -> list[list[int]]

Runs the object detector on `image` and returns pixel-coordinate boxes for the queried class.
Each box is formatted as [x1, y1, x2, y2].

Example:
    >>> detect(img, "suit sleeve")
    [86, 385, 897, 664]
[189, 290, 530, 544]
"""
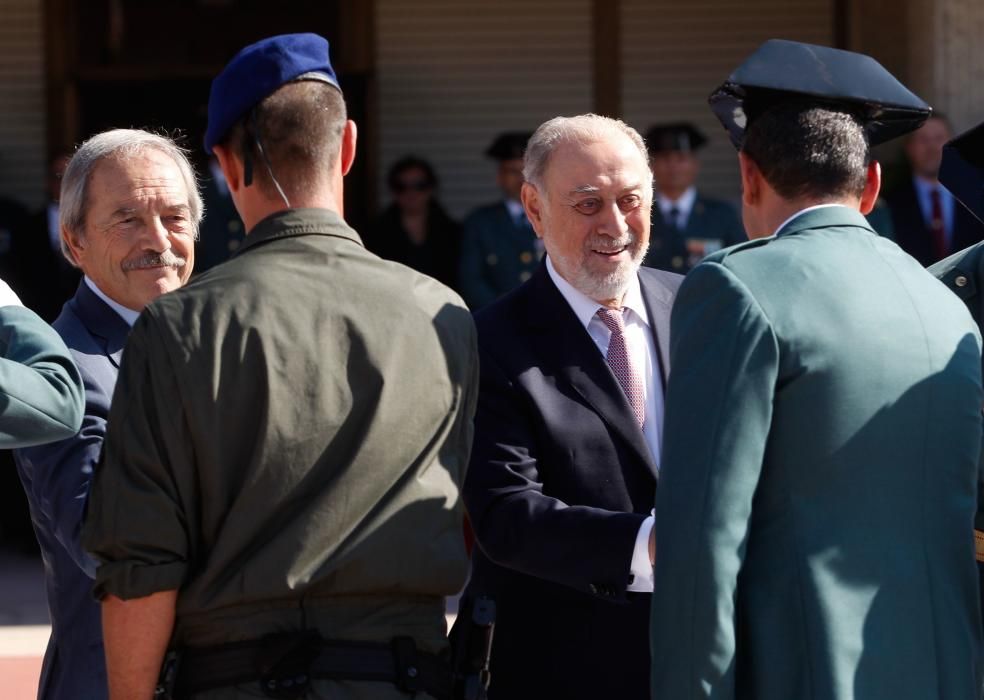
[0, 305, 84, 448]
[83, 311, 198, 600]
[458, 215, 496, 310]
[14, 372, 108, 576]
[650, 261, 779, 698]
[463, 344, 645, 598]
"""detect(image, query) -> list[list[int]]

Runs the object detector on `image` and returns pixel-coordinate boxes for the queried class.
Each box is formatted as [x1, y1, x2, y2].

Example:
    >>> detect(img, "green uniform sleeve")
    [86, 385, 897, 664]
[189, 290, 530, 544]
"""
[83, 310, 197, 600]
[0, 305, 84, 448]
[651, 261, 780, 698]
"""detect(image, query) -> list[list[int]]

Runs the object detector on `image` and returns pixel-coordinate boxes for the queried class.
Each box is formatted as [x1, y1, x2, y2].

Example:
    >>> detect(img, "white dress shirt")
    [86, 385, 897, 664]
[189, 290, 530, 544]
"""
[772, 203, 849, 237]
[655, 186, 697, 230]
[84, 277, 139, 327]
[546, 256, 661, 592]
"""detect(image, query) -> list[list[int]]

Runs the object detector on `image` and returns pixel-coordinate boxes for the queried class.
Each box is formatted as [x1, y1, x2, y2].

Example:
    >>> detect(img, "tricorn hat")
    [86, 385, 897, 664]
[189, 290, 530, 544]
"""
[645, 123, 707, 154]
[485, 132, 533, 161]
[709, 39, 931, 150]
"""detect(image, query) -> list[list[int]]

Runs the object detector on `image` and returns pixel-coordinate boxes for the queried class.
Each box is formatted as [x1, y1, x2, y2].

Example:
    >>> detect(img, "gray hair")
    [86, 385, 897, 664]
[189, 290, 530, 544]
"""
[523, 114, 653, 193]
[60, 129, 204, 265]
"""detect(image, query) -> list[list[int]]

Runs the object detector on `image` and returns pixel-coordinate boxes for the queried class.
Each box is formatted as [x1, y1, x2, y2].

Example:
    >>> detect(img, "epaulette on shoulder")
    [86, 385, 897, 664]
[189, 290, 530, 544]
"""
[703, 235, 774, 264]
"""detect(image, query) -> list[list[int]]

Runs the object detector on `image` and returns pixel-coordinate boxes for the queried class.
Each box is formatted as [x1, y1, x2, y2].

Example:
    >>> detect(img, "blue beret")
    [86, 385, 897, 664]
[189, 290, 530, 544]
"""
[205, 33, 340, 154]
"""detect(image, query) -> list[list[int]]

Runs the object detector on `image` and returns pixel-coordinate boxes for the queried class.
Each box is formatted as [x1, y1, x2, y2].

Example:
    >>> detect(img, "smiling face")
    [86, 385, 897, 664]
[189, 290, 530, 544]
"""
[64, 148, 195, 311]
[523, 134, 651, 305]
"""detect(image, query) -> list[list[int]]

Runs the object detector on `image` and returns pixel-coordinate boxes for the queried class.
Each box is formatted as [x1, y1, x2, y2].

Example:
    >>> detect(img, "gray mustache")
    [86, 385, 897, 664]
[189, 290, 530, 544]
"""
[121, 251, 187, 272]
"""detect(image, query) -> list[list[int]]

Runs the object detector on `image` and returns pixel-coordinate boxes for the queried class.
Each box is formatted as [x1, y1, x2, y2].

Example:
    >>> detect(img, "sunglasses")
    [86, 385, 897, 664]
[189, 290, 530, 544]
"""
[394, 179, 432, 193]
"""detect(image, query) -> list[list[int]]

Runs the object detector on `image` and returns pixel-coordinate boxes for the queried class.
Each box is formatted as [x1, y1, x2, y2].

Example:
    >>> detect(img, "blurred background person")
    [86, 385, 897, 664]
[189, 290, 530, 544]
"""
[12, 152, 80, 322]
[194, 154, 245, 274]
[642, 122, 744, 273]
[365, 155, 461, 290]
[459, 131, 540, 309]
[886, 113, 983, 265]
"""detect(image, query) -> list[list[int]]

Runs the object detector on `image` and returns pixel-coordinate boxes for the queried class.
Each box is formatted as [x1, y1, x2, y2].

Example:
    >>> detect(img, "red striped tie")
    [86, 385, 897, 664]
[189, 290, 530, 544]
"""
[597, 308, 646, 426]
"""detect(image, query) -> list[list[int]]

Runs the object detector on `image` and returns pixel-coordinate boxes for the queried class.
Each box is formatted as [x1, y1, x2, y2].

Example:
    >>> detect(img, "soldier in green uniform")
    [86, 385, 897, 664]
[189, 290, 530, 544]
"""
[651, 40, 984, 699]
[82, 34, 478, 700]
[641, 122, 745, 273]
[0, 278, 83, 448]
[458, 132, 541, 309]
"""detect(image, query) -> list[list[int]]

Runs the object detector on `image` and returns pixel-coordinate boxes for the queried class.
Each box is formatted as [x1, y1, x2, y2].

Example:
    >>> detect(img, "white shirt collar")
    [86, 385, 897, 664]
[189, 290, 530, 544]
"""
[655, 186, 697, 217]
[545, 255, 651, 329]
[772, 203, 847, 237]
[84, 277, 140, 327]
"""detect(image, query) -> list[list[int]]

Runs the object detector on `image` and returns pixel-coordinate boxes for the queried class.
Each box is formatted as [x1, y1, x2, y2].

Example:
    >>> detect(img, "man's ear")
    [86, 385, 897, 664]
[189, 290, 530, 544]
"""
[61, 225, 84, 267]
[738, 151, 761, 208]
[521, 182, 545, 238]
[340, 120, 357, 177]
[212, 144, 242, 194]
[859, 160, 882, 215]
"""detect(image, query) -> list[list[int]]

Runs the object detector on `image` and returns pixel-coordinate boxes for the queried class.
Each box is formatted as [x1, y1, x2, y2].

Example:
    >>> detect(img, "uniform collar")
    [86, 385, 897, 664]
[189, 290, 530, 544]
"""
[239, 208, 363, 256]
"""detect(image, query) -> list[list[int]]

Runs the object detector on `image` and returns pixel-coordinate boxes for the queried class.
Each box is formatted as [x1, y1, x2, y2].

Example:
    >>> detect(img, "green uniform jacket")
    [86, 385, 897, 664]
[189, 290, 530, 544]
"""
[652, 206, 983, 699]
[458, 201, 541, 310]
[643, 194, 745, 274]
[83, 209, 478, 698]
[0, 304, 83, 448]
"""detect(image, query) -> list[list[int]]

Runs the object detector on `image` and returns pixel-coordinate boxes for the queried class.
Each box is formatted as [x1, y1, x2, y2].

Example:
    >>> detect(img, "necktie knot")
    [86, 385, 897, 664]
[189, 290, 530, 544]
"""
[596, 307, 626, 333]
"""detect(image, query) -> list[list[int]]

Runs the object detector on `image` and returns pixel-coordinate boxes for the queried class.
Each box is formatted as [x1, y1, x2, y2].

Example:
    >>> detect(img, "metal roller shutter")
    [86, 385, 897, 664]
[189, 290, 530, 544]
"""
[621, 0, 834, 205]
[376, 0, 593, 219]
[0, 0, 45, 209]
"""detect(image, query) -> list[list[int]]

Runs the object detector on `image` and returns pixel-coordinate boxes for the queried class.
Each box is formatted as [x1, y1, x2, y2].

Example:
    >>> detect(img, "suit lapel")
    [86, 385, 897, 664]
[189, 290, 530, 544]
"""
[638, 272, 674, 387]
[69, 281, 132, 368]
[522, 265, 660, 479]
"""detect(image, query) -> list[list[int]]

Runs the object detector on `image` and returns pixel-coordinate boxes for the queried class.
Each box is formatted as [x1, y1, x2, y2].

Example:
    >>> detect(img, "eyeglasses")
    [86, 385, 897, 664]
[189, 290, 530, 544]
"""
[393, 179, 432, 194]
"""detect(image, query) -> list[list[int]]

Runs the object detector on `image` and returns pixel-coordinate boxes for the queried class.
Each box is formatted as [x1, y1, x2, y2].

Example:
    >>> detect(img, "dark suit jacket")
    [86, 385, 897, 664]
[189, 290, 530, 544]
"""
[886, 178, 983, 266]
[462, 262, 682, 700]
[643, 193, 745, 274]
[14, 281, 129, 700]
[458, 201, 541, 310]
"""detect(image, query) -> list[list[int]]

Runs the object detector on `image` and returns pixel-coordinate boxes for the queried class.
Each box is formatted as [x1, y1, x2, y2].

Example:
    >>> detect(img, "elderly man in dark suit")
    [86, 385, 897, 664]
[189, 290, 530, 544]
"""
[13, 128, 199, 700]
[462, 114, 682, 700]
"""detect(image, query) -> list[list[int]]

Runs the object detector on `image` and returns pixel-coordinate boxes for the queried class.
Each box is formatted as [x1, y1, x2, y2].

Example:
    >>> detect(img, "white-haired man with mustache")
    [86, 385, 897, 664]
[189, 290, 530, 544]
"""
[460, 114, 682, 699]
[14, 128, 199, 700]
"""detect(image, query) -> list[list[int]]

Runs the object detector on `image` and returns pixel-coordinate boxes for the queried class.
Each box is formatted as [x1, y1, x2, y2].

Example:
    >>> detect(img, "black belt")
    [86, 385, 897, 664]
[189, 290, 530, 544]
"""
[162, 632, 452, 700]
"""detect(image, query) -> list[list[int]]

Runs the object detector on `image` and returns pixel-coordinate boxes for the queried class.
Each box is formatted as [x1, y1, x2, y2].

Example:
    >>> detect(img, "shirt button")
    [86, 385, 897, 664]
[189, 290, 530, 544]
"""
[955, 275, 968, 287]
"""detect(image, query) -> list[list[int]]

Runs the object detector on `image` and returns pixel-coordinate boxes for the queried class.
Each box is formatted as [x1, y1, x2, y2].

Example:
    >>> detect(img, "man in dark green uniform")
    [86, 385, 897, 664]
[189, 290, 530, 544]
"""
[458, 132, 541, 309]
[641, 122, 745, 273]
[83, 33, 478, 700]
[651, 40, 984, 699]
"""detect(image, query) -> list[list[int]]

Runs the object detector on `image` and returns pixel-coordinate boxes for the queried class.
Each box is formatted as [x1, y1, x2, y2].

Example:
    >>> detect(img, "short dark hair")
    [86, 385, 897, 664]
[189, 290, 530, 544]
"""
[223, 80, 347, 200]
[387, 156, 438, 191]
[742, 102, 869, 201]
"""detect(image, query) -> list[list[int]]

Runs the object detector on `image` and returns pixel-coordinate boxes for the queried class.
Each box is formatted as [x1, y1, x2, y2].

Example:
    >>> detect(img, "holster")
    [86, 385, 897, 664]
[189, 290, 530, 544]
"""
[449, 596, 496, 700]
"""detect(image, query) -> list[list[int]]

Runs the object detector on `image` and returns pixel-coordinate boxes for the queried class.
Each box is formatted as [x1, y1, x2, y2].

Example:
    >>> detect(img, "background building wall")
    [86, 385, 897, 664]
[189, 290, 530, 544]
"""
[376, 0, 593, 219]
[0, 0, 45, 210]
[620, 0, 834, 204]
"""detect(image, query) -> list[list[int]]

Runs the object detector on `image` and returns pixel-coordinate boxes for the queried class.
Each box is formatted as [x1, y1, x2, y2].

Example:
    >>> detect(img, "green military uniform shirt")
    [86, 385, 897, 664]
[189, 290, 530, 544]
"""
[83, 209, 478, 698]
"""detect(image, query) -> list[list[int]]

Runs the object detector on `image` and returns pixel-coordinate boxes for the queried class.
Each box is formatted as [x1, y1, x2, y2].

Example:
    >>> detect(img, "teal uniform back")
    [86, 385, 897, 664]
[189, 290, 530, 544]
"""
[652, 206, 983, 699]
